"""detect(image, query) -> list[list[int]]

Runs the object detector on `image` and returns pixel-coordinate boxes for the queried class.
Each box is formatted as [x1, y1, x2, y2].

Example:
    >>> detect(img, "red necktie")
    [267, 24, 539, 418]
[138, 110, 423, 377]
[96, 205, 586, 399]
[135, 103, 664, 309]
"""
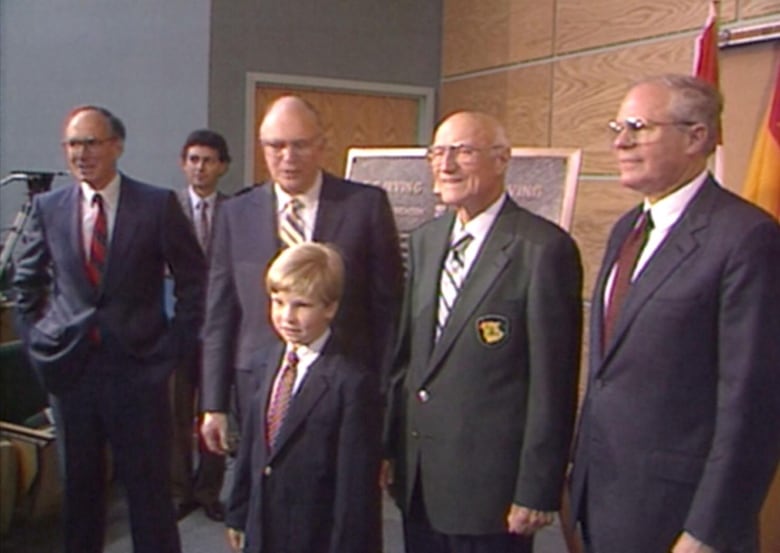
[86, 193, 108, 288]
[266, 349, 299, 450]
[603, 211, 653, 345]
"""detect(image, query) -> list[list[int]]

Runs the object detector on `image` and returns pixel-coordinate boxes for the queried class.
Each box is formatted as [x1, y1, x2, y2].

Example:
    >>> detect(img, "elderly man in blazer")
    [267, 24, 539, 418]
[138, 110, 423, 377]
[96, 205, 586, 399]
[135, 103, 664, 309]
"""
[383, 111, 583, 553]
[13, 106, 206, 553]
[569, 75, 780, 553]
[199, 95, 403, 455]
[169, 129, 230, 521]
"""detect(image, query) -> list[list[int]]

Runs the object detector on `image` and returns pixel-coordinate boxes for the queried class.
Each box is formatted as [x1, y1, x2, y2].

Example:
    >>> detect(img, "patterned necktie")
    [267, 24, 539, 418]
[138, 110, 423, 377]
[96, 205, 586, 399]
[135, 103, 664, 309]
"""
[86, 193, 108, 288]
[279, 198, 305, 248]
[266, 349, 299, 450]
[197, 200, 210, 252]
[603, 210, 654, 345]
[436, 232, 474, 340]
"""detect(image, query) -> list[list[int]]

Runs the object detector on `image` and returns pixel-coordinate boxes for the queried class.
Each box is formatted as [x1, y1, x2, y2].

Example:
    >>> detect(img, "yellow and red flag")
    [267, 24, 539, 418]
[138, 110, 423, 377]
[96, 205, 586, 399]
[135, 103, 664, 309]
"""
[742, 61, 780, 220]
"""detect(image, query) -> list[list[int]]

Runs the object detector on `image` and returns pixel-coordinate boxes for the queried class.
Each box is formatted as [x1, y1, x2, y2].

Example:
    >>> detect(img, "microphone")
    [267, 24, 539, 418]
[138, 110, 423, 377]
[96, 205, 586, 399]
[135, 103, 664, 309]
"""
[1, 171, 67, 192]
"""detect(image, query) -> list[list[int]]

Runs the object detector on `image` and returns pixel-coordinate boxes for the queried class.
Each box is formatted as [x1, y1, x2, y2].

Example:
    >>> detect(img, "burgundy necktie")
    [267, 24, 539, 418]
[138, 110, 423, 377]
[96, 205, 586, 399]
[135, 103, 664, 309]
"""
[266, 349, 299, 450]
[603, 211, 653, 345]
[197, 200, 210, 253]
[86, 193, 108, 288]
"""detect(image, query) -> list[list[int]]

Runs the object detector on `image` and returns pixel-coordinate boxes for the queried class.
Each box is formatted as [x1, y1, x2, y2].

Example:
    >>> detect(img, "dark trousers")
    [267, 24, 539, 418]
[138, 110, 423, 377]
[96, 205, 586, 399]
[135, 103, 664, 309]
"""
[50, 351, 180, 553]
[403, 478, 534, 553]
[169, 359, 224, 505]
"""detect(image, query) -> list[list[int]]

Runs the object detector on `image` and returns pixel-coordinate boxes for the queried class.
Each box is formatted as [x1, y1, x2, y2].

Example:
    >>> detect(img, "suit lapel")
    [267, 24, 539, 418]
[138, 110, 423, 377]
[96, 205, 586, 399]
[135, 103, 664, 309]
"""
[102, 176, 140, 296]
[311, 173, 345, 242]
[424, 204, 514, 381]
[268, 347, 332, 461]
[177, 189, 193, 222]
[599, 180, 716, 371]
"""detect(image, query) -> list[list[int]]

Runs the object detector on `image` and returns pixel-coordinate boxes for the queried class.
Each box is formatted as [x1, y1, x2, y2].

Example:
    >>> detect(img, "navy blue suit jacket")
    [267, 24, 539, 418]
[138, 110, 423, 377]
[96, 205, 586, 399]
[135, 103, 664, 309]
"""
[13, 175, 206, 393]
[570, 177, 780, 552]
[226, 335, 381, 553]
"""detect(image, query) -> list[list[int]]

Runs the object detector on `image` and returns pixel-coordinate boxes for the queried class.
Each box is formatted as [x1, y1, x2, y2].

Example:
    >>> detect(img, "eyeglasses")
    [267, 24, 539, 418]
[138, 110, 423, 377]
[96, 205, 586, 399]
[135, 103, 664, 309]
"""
[426, 143, 507, 163]
[260, 136, 322, 156]
[62, 136, 117, 150]
[607, 117, 696, 144]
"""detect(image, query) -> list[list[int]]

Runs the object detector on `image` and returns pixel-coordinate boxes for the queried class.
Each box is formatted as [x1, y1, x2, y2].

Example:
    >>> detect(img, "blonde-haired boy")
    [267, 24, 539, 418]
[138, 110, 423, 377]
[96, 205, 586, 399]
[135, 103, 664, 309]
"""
[225, 242, 380, 553]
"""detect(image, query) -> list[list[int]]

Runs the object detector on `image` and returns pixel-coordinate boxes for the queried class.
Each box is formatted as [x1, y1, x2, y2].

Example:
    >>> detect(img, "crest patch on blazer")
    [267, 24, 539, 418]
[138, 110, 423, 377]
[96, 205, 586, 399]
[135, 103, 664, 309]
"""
[476, 315, 509, 347]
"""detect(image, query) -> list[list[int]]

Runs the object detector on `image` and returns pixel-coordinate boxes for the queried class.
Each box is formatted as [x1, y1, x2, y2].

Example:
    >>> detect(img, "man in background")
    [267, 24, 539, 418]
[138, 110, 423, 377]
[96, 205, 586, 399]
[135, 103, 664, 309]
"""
[170, 129, 230, 521]
[569, 74, 780, 553]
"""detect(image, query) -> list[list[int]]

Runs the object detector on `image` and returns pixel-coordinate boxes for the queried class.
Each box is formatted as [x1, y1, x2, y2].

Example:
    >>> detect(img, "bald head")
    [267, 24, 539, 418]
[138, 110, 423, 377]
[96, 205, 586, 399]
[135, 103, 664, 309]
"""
[429, 111, 510, 222]
[259, 95, 325, 195]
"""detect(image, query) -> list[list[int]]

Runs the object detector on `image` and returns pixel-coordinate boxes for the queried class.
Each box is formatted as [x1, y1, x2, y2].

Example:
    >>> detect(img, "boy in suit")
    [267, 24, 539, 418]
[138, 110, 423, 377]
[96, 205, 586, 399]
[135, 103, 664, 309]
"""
[225, 242, 381, 553]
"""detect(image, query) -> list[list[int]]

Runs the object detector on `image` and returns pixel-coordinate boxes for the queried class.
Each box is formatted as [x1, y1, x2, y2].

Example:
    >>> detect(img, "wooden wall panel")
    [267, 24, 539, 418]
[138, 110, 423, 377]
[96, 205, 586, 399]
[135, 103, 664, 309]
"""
[555, 0, 736, 54]
[571, 179, 641, 297]
[440, 63, 553, 146]
[739, 0, 780, 18]
[552, 37, 693, 174]
[442, 0, 554, 76]
[253, 87, 419, 182]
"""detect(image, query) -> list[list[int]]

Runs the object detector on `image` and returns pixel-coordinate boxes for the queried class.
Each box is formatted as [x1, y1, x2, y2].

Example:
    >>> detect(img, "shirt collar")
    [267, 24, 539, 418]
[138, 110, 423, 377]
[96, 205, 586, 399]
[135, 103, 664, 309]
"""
[286, 327, 331, 363]
[453, 193, 506, 242]
[642, 169, 708, 232]
[274, 171, 323, 213]
[188, 186, 217, 208]
[80, 172, 121, 208]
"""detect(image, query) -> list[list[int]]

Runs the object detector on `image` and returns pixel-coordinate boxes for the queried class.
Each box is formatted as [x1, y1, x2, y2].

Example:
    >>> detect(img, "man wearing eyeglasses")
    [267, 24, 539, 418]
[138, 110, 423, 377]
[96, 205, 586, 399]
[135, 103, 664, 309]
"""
[569, 75, 780, 553]
[382, 111, 583, 553]
[199, 96, 402, 465]
[13, 106, 206, 553]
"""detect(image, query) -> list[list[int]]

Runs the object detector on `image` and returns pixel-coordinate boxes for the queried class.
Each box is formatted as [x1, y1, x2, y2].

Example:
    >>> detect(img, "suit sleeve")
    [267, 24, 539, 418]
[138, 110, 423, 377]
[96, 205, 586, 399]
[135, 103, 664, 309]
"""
[162, 191, 207, 355]
[514, 231, 583, 511]
[330, 370, 382, 553]
[225, 387, 258, 531]
[684, 219, 780, 550]
[200, 204, 241, 411]
[12, 196, 52, 336]
[366, 189, 404, 385]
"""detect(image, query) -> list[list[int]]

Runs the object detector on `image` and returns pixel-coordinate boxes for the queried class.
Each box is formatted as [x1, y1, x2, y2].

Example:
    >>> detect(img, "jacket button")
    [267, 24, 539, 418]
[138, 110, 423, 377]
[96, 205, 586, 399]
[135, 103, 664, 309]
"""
[411, 430, 420, 439]
[417, 389, 430, 402]
[263, 465, 272, 476]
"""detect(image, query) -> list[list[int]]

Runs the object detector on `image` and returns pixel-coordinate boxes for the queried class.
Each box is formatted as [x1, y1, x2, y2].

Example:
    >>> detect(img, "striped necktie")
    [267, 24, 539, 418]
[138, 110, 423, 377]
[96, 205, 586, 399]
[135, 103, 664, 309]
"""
[86, 193, 108, 288]
[436, 232, 474, 340]
[279, 198, 305, 248]
[266, 349, 299, 450]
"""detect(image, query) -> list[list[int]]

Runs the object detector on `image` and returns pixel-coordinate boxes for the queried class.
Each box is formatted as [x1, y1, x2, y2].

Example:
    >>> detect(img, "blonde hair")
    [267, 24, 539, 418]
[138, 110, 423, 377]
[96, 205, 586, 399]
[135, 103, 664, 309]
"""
[266, 242, 344, 305]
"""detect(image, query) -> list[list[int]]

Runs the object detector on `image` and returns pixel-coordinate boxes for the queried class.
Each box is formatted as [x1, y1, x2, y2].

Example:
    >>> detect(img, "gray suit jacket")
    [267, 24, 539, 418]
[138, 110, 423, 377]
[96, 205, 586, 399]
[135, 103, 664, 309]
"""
[570, 177, 780, 553]
[200, 173, 403, 411]
[385, 197, 583, 535]
[13, 175, 206, 393]
[176, 188, 227, 258]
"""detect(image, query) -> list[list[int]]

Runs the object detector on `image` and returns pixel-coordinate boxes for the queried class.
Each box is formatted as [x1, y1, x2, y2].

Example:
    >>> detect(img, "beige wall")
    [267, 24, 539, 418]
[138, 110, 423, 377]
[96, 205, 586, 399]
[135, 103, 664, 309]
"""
[440, 0, 780, 296]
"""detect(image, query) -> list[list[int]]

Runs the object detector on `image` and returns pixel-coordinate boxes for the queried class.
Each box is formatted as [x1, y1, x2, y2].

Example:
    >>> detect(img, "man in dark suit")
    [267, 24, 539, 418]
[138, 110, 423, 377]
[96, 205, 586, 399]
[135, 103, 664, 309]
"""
[225, 242, 380, 553]
[169, 129, 230, 521]
[383, 111, 583, 553]
[13, 106, 206, 553]
[569, 75, 780, 553]
[199, 95, 403, 455]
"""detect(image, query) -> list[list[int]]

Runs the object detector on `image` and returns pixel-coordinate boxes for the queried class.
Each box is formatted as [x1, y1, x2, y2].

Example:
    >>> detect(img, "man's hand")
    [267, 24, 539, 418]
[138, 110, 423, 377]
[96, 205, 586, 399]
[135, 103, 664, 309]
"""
[226, 528, 245, 552]
[201, 411, 229, 454]
[672, 531, 716, 553]
[379, 459, 394, 490]
[506, 504, 555, 535]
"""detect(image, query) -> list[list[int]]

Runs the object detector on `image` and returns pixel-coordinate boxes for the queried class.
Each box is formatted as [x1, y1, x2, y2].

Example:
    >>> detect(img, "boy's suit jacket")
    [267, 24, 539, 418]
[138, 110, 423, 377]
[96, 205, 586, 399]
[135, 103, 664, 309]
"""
[226, 335, 381, 553]
[569, 177, 780, 552]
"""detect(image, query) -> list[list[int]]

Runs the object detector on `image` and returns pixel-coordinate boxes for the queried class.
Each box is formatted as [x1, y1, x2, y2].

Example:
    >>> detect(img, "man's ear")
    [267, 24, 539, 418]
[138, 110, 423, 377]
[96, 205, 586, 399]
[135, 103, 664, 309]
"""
[685, 123, 710, 155]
